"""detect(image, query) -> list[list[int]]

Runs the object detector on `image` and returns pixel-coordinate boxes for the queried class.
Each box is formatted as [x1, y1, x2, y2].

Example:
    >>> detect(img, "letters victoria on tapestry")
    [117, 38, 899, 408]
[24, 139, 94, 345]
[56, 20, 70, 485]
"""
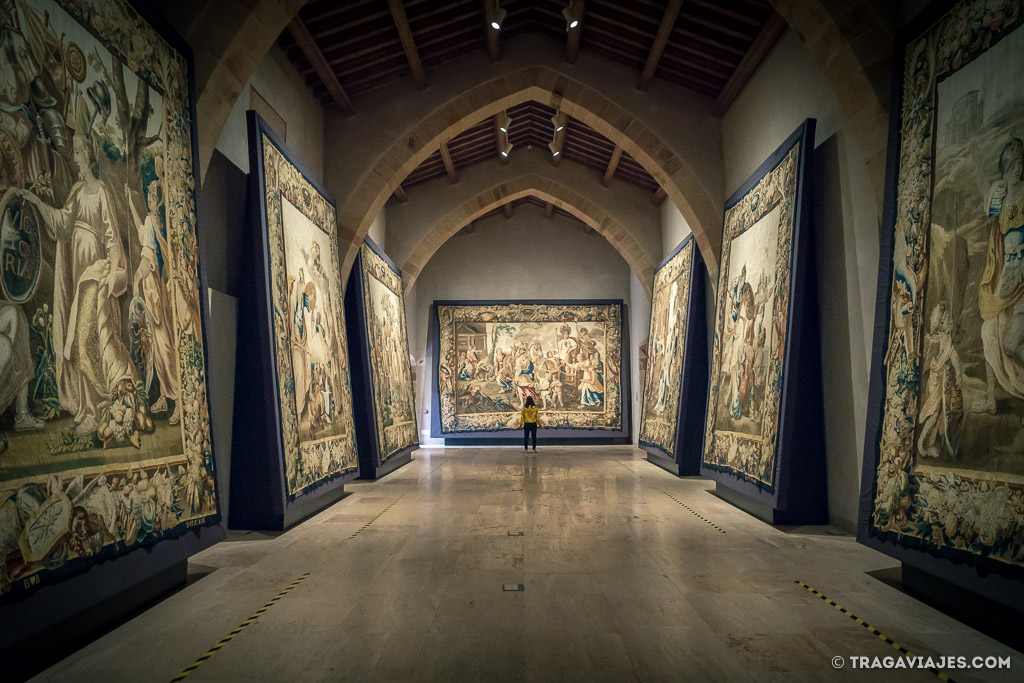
[0, 0, 219, 599]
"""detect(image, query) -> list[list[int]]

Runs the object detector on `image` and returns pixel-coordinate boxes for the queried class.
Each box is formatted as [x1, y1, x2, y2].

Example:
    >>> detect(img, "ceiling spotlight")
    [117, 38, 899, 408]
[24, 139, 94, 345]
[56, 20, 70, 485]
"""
[499, 114, 511, 133]
[489, 7, 506, 30]
[548, 141, 561, 157]
[562, 3, 580, 30]
[551, 113, 566, 132]
[500, 142, 513, 158]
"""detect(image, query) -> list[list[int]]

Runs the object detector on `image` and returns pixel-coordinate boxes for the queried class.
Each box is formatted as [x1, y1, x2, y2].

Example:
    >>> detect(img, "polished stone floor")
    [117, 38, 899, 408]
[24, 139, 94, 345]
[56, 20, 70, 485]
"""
[36, 447, 1020, 682]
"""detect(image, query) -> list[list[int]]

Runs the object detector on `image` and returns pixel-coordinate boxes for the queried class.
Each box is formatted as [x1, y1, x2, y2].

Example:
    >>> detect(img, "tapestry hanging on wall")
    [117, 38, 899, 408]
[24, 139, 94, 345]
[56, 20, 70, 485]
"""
[639, 239, 695, 460]
[861, 0, 1024, 578]
[435, 301, 624, 433]
[701, 130, 804, 490]
[0, 0, 219, 600]
[256, 127, 358, 496]
[359, 242, 417, 462]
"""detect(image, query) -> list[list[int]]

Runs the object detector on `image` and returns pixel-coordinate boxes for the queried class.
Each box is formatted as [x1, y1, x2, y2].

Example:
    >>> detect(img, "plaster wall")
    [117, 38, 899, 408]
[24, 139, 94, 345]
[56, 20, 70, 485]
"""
[212, 45, 325, 181]
[408, 204, 633, 444]
[196, 48, 327, 521]
[629, 274, 652, 446]
[660, 201, 693, 260]
[722, 29, 880, 531]
[368, 210, 386, 250]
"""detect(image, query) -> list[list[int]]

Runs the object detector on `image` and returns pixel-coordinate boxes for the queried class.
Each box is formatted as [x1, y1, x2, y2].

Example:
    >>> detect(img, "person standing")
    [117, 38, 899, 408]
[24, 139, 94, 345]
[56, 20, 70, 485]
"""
[521, 396, 539, 452]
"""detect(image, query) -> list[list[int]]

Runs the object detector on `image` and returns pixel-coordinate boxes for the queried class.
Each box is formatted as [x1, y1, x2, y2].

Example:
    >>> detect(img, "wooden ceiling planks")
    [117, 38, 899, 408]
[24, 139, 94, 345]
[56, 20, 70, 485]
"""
[282, 1, 782, 201]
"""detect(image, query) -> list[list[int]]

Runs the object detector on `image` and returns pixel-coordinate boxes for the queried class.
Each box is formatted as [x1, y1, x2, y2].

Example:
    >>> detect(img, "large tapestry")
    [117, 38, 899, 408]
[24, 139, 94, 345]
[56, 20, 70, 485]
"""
[639, 241, 694, 458]
[436, 302, 623, 432]
[258, 132, 357, 495]
[702, 140, 801, 489]
[360, 243, 417, 461]
[863, 0, 1024, 575]
[0, 0, 218, 600]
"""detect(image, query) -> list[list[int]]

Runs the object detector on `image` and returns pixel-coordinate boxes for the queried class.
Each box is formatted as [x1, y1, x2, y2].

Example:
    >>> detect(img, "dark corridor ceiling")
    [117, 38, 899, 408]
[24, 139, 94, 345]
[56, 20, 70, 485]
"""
[279, 0, 783, 204]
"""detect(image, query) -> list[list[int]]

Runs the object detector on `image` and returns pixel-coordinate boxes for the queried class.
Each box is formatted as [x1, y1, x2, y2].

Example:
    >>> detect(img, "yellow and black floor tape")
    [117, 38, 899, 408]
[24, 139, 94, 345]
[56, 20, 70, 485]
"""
[350, 494, 406, 538]
[169, 572, 310, 682]
[795, 581, 954, 682]
[660, 490, 726, 533]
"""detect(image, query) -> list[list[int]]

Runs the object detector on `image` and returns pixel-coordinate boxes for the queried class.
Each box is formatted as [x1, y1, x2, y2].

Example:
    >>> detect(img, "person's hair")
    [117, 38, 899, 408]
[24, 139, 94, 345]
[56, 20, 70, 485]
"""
[74, 135, 99, 178]
[525, 396, 535, 408]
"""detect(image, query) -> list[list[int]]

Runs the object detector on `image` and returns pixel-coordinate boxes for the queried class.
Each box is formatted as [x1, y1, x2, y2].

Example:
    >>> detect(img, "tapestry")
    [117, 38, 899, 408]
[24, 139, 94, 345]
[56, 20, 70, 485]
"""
[0, 0, 218, 599]
[864, 0, 1024, 573]
[258, 132, 357, 495]
[436, 302, 623, 432]
[359, 243, 417, 461]
[639, 241, 694, 458]
[702, 140, 801, 489]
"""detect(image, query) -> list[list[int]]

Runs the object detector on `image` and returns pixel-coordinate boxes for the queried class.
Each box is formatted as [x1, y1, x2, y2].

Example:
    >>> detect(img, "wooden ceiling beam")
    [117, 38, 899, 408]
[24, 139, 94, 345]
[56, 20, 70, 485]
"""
[287, 17, 356, 115]
[638, 0, 683, 91]
[676, 28, 745, 57]
[394, 185, 408, 203]
[307, 9, 391, 38]
[601, 145, 624, 187]
[683, 12, 756, 42]
[565, 0, 587, 64]
[652, 186, 667, 206]
[387, 0, 428, 87]
[439, 140, 458, 183]
[689, 0, 762, 27]
[482, 0, 500, 61]
[551, 120, 566, 167]
[495, 113, 510, 165]
[712, 11, 786, 116]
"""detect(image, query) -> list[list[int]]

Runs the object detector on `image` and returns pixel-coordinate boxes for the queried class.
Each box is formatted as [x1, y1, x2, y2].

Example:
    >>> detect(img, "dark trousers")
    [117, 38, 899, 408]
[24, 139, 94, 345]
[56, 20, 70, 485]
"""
[523, 423, 537, 450]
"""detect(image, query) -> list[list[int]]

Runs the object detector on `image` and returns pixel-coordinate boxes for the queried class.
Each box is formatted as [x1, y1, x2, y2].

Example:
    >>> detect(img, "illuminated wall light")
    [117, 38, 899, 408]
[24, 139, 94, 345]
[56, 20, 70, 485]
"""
[562, 3, 580, 30]
[548, 141, 561, 157]
[500, 142, 513, 157]
[489, 7, 506, 30]
[499, 114, 512, 133]
[551, 113, 566, 132]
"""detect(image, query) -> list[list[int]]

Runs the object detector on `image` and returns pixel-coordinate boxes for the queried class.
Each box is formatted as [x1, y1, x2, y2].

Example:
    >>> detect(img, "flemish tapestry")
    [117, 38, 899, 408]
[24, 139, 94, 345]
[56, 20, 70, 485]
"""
[639, 241, 694, 458]
[865, 0, 1024, 573]
[0, 0, 218, 599]
[702, 142, 801, 489]
[360, 243, 417, 461]
[436, 302, 623, 432]
[258, 133, 357, 495]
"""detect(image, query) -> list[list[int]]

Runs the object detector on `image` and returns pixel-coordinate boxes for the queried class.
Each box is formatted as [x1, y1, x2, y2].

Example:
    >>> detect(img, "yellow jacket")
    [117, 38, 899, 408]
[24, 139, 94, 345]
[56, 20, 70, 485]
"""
[521, 406, 539, 424]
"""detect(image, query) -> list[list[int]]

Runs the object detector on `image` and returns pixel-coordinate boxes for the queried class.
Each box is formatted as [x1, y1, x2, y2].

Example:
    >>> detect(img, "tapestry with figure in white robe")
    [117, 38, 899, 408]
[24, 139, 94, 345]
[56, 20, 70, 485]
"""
[0, 0, 218, 601]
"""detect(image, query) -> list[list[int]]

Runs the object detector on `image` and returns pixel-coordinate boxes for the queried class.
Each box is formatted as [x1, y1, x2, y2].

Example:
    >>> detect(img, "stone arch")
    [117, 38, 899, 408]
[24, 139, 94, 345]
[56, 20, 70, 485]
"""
[401, 174, 656, 298]
[335, 65, 722, 279]
[769, 0, 892, 210]
[154, 0, 306, 179]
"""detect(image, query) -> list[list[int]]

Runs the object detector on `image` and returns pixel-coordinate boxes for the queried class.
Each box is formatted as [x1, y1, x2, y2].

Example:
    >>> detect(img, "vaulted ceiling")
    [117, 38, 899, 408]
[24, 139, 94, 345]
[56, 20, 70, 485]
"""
[280, 0, 783, 212]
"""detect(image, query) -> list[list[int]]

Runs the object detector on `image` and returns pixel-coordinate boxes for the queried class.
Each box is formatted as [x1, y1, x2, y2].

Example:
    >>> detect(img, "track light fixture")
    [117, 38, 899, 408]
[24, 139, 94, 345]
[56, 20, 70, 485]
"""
[551, 113, 566, 132]
[548, 141, 561, 157]
[499, 114, 511, 133]
[562, 2, 580, 30]
[500, 142, 513, 158]
[489, 7, 506, 30]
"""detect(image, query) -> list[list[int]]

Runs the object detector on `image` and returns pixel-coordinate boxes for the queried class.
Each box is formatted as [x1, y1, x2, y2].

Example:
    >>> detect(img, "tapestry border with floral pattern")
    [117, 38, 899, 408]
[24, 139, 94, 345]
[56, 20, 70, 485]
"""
[435, 301, 624, 434]
[257, 131, 358, 497]
[859, 0, 1024, 578]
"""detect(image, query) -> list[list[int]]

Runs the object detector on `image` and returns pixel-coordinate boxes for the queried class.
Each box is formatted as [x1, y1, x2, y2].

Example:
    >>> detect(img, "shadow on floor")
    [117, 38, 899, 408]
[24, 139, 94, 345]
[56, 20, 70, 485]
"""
[867, 565, 1024, 654]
